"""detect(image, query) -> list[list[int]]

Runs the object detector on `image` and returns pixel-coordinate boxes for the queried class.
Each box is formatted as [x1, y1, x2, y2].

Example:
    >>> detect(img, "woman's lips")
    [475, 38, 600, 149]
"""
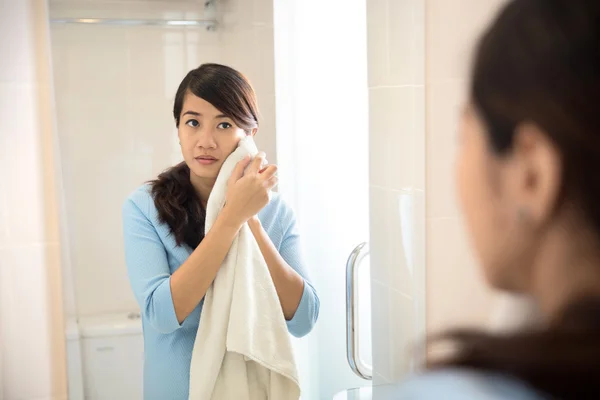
[195, 157, 218, 165]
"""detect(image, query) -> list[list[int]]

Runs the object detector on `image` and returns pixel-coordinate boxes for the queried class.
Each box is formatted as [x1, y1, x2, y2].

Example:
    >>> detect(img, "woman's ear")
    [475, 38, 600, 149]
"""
[250, 128, 258, 136]
[510, 122, 562, 226]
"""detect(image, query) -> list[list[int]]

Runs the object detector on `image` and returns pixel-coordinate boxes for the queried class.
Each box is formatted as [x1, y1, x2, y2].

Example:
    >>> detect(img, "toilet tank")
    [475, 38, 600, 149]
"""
[79, 312, 144, 400]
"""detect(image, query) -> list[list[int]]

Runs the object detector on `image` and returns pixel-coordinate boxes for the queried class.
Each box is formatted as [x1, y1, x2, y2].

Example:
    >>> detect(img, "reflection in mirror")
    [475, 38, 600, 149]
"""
[45, 0, 424, 399]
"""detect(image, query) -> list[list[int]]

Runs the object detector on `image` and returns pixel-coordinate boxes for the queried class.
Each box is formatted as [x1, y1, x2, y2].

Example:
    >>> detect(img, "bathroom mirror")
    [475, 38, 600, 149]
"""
[47, 0, 426, 399]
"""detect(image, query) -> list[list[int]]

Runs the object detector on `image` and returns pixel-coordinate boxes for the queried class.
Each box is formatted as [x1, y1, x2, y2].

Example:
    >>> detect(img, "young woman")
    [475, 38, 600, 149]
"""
[122, 64, 319, 400]
[396, 0, 600, 399]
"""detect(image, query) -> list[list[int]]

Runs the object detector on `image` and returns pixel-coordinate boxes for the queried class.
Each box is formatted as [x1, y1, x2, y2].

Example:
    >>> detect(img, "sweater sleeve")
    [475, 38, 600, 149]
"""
[122, 197, 182, 334]
[278, 202, 320, 338]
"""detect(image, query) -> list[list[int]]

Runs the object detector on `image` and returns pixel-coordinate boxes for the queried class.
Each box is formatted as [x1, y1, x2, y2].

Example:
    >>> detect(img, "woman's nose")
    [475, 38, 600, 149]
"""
[196, 129, 217, 148]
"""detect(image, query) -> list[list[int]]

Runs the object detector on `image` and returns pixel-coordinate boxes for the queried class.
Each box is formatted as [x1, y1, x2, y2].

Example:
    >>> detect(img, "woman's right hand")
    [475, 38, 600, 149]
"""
[222, 152, 278, 228]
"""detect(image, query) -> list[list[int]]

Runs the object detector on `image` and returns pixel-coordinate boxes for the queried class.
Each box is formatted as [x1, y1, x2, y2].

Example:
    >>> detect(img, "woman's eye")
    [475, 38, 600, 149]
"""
[217, 122, 232, 129]
[186, 119, 199, 128]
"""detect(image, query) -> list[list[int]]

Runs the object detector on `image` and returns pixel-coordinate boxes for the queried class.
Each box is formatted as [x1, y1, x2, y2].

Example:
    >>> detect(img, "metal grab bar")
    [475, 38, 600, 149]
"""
[345, 242, 372, 380]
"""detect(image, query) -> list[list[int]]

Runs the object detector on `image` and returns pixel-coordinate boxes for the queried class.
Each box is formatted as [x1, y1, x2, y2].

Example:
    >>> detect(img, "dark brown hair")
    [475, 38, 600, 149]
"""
[149, 63, 259, 248]
[432, 0, 600, 398]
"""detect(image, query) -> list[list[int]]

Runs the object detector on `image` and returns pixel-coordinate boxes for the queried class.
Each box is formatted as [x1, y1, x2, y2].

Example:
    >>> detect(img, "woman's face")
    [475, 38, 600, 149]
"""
[178, 92, 248, 180]
[455, 103, 560, 293]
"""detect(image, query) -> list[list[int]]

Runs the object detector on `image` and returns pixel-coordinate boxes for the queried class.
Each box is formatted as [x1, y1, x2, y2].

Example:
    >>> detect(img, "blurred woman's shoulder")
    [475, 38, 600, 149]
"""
[393, 368, 545, 400]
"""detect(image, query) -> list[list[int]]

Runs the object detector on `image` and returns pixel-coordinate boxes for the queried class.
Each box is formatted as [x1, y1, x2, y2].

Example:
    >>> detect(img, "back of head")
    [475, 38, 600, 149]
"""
[472, 0, 600, 232]
[433, 1, 600, 399]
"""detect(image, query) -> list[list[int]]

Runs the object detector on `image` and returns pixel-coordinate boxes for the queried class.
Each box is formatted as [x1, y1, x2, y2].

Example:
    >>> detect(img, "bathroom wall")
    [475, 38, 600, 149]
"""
[367, 0, 513, 384]
[425, 0, 508, 334]
[48, 0, 277, 318]
[0, 0, 68, 399]
[367, 0, 427, 385]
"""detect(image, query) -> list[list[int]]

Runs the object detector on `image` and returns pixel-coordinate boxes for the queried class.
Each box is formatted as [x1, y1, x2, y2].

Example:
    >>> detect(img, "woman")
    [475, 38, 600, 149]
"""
[395, 0, 600, 398]
[122, 63, 319, 400]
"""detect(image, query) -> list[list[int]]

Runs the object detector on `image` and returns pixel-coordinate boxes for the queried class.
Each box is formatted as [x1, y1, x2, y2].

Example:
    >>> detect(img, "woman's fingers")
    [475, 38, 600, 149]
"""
[259, 164, 278, 179]
[248, 152, 266, 174]
[264, 174, 279, 190]
[229, 155, 252, 185]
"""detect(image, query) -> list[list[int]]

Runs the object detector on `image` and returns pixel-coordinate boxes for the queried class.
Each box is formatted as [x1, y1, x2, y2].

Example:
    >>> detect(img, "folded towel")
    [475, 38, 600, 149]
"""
[188, 136, 300, 400]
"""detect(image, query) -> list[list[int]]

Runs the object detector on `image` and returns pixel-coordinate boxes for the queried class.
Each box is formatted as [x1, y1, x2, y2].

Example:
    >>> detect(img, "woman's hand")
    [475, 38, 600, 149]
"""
[222, 152, 278, 228]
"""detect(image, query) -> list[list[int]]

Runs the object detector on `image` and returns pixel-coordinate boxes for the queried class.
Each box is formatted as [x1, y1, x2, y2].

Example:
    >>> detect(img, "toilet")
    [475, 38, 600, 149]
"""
[66, 311, 144, 400]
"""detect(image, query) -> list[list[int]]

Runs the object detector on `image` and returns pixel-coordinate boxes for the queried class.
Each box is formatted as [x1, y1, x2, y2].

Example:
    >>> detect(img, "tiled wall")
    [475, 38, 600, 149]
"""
[367, 0, 512, 384]
[367, 0, 427, 385]
[48, 0, 276, 317]
[0, 0, 68, 398]
[425, 0, 507, 334]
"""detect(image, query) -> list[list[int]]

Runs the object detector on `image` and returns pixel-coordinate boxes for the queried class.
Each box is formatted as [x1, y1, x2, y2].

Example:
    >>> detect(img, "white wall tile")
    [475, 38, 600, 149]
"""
[63, 28, 130, 99]
[367, 0, 425, 87]
[391, 189, 426, 298]
[370, 281, 391, 385]
[425, 79, 465, 219]
[371, 187, 425, 299]
[221, 0, 254, 31]
[369, 86, 425, 190]
[69, 156, 139, 315]
[370, 186, 394, 285]
[426, 0, 507, 82]
[221, 27, 275, 90]
[0, 0, 36, 83]
[253, 0, 275, 28]
[0, 1, 68, 392]
[126, 28, 171, 99]
[0, 244, 67, 399]
[426, 217, 494, 333]
[219, 0, 273, 30]
[254, 93, 277, 164]
[367, 0, 427, 382]
[366, 0, 388, 87]
[389, 291, 414, 380]
[0, 81, 59, 246]
[387, 0, 425, 86]
[0, 170, 8, 244]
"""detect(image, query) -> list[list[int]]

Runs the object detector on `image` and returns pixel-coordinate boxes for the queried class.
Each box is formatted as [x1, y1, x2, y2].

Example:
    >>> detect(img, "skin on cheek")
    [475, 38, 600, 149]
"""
[456, 112, 504, 285]
[456, 113, 480, 228]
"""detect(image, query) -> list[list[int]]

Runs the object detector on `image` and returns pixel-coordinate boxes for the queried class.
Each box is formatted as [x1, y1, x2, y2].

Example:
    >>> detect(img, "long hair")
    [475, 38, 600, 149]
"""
[149, 64, 259, 248]
[431, 1, 600, 398]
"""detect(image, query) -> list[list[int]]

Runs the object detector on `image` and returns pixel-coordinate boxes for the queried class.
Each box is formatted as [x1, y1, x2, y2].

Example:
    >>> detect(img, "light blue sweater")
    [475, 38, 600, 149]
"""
[122, 184, 319, 400]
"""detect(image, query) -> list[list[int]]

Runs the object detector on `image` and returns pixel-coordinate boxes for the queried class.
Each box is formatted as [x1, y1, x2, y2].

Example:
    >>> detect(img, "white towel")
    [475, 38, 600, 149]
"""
[188, 136, 300, 400]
